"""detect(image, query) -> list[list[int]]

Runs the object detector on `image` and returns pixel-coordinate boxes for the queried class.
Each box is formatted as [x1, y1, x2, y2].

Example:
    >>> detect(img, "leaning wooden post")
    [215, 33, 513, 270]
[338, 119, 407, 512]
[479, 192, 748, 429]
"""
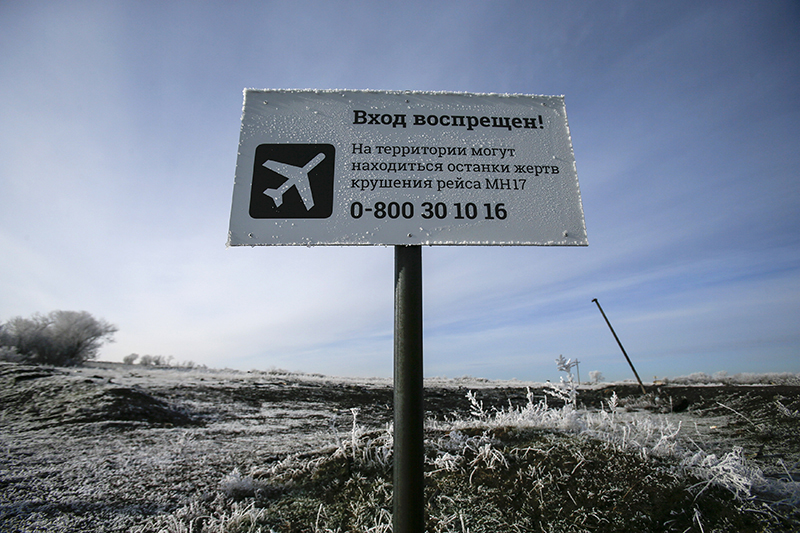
[592, 298, 647, 394]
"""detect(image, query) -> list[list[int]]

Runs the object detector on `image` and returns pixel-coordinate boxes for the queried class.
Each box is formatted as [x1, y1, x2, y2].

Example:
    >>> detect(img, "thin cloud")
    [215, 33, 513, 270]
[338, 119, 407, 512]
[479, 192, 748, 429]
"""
[1, 1, 798, 380]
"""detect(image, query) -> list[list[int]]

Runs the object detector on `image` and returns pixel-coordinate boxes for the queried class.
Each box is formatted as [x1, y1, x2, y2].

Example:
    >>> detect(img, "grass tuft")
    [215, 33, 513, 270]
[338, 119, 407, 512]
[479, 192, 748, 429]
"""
[145, 389, 799, 532]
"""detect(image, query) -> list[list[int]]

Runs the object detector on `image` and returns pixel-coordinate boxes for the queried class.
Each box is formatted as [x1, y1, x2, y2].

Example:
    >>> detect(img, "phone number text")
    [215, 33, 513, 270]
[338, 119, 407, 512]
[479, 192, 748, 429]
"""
[349, 201, 508, 220]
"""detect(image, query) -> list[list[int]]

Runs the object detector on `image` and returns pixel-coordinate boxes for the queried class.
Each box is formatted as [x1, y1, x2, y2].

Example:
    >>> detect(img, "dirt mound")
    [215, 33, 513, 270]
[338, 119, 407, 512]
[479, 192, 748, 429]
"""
[0, 363, 194, 429]
[1, 364, 798, 532]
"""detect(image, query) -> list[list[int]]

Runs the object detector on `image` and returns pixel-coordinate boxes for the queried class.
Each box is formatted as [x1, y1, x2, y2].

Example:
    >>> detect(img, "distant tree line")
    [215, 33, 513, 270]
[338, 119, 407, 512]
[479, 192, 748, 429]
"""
[665, 371, 800, 386]
[123, 353, 205, 369]
[0, 310, 117, 366]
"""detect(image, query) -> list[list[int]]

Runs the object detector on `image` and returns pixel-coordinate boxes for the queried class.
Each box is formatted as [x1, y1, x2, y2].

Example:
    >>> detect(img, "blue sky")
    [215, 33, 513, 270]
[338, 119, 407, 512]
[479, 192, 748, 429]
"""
[1, 1, 798, 381]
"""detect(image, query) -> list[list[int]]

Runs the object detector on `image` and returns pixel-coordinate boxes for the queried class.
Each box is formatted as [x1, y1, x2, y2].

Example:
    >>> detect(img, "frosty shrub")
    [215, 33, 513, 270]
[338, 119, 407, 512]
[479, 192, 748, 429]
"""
[546, 354, 579, 408]
[138, 354, 174, 366]
[0, 310, 117, 366]
[589, 370, 604, 383]
[0, 345, 23, 362]
[220, 467, 263, 500]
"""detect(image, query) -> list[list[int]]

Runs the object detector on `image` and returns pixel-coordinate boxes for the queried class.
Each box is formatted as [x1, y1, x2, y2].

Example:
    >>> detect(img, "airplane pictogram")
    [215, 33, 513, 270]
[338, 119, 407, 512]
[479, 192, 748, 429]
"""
[262, 152, 326, 210]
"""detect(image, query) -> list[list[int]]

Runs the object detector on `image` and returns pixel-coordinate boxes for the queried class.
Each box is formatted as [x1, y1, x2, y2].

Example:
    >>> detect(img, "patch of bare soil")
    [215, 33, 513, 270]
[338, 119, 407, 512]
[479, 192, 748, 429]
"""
[0, 363, 396, 532]
[0, 362, 798, 532]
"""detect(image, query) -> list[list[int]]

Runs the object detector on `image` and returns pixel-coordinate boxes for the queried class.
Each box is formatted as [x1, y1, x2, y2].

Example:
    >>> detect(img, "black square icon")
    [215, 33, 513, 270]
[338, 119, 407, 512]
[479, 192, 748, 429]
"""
[249, 144, 335, 219]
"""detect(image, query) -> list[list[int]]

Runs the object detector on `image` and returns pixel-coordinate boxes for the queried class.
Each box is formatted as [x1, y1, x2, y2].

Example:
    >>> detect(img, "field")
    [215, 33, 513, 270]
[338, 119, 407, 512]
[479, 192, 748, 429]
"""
[1, 361, 798, 532]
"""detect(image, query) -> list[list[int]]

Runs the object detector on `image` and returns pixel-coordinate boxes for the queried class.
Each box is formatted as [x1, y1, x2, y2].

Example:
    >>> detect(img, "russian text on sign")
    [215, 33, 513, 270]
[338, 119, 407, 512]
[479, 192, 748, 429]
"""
[229, 90, 586, 246]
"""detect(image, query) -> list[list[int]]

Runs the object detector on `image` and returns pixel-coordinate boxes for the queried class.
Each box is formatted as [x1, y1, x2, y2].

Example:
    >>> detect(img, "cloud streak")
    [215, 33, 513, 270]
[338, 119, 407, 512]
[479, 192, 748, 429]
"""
[1, 1, 798, 381]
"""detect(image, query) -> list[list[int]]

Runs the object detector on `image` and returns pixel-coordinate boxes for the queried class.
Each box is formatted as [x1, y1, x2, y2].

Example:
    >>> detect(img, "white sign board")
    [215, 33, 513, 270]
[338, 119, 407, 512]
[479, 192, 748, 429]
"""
[228, 90, 587, 246]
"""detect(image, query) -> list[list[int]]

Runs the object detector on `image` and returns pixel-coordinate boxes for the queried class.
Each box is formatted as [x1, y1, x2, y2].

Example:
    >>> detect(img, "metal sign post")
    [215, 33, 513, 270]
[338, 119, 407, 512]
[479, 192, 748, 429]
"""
[393, 245, 424, 532]
[228, 89, 587, 531]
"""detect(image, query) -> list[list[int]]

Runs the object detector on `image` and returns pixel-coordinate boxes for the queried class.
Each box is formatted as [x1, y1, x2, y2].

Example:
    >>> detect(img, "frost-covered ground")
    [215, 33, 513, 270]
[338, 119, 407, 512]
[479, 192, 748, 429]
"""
[1, 362, 798, 532]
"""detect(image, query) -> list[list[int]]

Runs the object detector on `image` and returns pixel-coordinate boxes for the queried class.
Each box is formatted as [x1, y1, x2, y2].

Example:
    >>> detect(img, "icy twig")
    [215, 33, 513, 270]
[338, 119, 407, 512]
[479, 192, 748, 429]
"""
[684, 447, 765, 500]
[466, 390, 487, 420]
[776, 399, 800, 419]
[693, 507, 705, 533]
[716, 401, 758, 429]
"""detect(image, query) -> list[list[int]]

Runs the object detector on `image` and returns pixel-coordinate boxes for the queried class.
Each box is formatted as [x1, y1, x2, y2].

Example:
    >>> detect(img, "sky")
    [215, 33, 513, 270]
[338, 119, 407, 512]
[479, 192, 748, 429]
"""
[1, 1, 798, 382]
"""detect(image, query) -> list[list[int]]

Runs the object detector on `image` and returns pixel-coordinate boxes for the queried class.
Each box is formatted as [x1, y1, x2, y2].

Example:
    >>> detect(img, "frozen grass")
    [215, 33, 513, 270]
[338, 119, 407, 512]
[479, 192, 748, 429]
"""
[665, 371, 800, 386]
[144, 389, 799, 533]
[3, 363, 799, 532]
[455, 388, 800, 505]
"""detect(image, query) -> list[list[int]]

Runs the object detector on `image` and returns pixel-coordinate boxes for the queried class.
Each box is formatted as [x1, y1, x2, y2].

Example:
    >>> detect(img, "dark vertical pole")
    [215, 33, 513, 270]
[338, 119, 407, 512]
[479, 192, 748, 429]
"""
[592, 298, 647, 395]
[394, 245, 425, 533]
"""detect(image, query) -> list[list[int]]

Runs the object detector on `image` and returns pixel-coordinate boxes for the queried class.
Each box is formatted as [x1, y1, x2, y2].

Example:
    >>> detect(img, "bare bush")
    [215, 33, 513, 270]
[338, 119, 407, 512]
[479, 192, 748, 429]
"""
[0, 345, 23, 362]
[0, 310, 117, 366]
[138, 354, 173, 366]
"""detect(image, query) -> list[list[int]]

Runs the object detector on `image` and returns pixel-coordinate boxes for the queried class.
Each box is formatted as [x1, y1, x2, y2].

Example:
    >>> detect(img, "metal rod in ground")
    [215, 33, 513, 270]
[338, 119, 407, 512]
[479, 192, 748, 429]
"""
[393, 245, 425, 533]
[591, 298, 647, 394]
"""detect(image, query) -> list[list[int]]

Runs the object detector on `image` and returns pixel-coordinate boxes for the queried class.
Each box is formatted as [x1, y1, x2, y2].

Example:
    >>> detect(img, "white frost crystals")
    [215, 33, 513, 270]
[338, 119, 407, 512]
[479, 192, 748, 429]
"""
[452, 385, 800, 510]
